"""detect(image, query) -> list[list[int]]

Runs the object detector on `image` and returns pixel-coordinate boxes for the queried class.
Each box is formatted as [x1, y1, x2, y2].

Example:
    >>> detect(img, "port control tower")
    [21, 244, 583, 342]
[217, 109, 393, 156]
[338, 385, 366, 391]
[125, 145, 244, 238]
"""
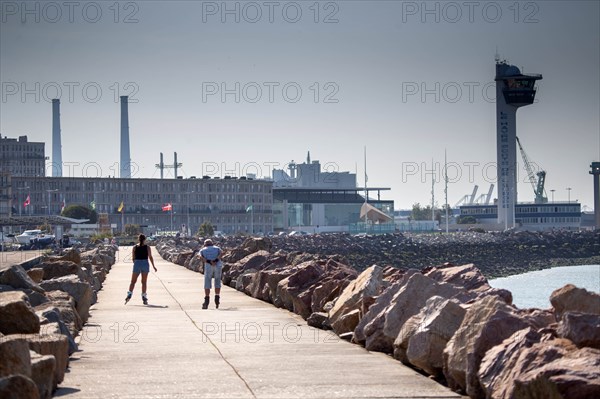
[495, 59, 542, 228]
[591, 162, 600, 229]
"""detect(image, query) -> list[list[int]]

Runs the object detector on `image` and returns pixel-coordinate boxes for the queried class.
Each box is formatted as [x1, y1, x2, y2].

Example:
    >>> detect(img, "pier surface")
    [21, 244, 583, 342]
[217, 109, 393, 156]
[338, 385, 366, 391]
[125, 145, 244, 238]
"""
[55, 248, 461, 398]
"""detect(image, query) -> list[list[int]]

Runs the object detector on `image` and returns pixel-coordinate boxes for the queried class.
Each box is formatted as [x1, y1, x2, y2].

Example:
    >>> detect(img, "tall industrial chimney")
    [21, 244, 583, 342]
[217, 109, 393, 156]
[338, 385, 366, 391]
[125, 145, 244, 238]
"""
[52, 99, 62, 177]
[120, 96, 131, 178]
[174, 152, 178, 179]
[160, 152, 164, 179]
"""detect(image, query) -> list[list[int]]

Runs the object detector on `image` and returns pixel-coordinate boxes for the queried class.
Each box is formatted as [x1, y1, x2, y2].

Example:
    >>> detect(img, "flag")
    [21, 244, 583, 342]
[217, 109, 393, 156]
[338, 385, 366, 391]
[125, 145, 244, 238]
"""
[162, 203, 172, 212]
[23, 195, 31, 207]
[61, 198, 66, 212]
[90, 200, 96, 210]
[246, 204, 253, 213]
[117, 201, 124, 212]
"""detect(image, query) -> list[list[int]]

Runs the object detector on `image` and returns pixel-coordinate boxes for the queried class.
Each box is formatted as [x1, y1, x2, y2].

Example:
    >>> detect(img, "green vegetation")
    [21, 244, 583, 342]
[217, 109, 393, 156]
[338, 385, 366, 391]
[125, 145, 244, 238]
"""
[37, 222, 52, 233]
[197, 221, 214, 237]
[457, 215, 477, 224]
[90, 232, 112, 243]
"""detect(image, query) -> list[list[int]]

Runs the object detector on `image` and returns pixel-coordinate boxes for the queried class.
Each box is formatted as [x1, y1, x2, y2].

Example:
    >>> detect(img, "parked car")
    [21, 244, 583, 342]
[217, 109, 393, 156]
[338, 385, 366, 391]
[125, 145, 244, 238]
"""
[288, 231, 309, 236]
[1, 232, 16, 243]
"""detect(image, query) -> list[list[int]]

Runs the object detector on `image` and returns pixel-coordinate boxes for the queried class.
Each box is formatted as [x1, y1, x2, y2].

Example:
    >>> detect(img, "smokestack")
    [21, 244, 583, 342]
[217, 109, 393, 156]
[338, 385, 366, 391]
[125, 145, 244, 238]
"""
[174, 152, 178, 179]
[52, 99, 62, 177]
[120, 96, 131, 178]
[160, 152, 164, 179]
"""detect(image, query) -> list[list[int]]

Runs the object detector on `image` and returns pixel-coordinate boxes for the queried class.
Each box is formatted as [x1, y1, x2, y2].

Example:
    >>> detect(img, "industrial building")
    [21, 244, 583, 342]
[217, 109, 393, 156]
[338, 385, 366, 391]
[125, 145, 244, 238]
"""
[272, 153, 394, 233]
[0, 135, 46, 177]
[7, 175, 273, 235]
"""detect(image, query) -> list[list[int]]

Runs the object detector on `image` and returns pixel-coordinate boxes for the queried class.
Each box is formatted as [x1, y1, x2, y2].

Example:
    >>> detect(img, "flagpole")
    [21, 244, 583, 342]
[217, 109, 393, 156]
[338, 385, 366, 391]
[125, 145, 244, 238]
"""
[170, 206, 173, 232]
[251, 205, 254, 236]
[445, 149, 449, 234]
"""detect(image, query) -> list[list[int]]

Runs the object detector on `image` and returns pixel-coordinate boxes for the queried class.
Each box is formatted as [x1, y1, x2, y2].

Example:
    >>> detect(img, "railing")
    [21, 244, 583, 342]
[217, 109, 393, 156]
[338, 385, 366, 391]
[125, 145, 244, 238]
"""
[348, 222, 395, 234]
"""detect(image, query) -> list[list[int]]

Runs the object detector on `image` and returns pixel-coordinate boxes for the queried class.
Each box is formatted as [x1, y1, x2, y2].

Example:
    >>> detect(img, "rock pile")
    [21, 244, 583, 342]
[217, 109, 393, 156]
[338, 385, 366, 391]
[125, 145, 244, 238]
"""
[156, 236, 600, 398]
[156, 230, 600, 278]
[0, 245, 117, 398]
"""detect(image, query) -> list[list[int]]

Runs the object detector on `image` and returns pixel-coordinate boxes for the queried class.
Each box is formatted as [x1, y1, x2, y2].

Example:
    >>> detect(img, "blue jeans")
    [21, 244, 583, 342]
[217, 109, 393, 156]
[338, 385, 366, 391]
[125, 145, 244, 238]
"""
[204, 262, 222, 289]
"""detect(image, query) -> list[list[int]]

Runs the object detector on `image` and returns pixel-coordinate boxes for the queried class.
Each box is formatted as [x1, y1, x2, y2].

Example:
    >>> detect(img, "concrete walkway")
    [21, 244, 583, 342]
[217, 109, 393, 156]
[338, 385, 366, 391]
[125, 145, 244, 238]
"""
[55, 248, 462, 398]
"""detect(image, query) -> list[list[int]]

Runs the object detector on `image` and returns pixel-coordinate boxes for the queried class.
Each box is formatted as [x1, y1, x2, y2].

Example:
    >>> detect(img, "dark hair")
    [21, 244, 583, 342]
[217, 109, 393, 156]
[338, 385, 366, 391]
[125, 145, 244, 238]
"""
[138, 234, 146, 244]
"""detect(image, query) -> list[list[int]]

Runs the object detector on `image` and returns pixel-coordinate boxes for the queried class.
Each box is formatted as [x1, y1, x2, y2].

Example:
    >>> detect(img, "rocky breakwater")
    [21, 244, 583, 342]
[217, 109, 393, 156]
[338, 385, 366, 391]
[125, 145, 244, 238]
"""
[329, 262, 599, 398]
[159, 237, 599, 398]
[266, 230, 600, 277]
[0, 245, 117, 398]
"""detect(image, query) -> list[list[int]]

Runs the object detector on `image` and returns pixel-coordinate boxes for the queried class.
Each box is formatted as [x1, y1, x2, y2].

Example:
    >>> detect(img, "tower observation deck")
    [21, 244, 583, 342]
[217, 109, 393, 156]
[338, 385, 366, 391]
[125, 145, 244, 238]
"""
[495, 60, 542, 228]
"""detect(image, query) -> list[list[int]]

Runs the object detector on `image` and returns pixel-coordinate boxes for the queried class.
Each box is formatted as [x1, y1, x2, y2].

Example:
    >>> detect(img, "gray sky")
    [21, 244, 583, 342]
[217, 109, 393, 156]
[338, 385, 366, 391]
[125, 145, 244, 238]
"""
[1, 0, 599, 210]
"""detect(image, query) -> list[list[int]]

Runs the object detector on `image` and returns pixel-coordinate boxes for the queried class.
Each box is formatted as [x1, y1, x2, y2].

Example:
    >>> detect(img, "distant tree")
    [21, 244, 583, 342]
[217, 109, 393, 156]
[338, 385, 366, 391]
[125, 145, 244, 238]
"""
[412, 202, 454, 224]
[125, 224, 141, 236]
[61, 205, 98, 224]
[457, 216, 477, 224]
[197, 221, 214, 237]
[37, 222, 52, 233]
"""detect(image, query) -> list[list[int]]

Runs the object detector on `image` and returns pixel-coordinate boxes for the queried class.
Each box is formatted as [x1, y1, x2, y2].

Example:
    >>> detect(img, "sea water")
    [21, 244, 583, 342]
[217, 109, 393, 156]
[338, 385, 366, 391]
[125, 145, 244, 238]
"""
[489, 265, 600, 309]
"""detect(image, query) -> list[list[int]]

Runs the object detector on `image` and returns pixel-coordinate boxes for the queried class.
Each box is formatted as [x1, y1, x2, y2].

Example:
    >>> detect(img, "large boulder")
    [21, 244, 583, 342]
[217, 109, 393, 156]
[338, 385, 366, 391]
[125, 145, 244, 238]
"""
[234, 270, 257, 294]
[222, 250, 271, 286]
[329, 265, 384, 335]
[371, 273, 463, 354]
[402, 297, 466, 378]
[0, 264, 44, 293]
[249, 267, 294, 303]
[173, 250, 193, 266]
[275, 261, 324, 318]
[0, 291, 40, 335]
[353, 271, 420, 351]
[29, 351, 56, 399]
[550, 284, 600, 318]
[0, 336, 32, 377]
[478, 327, 544, 399]
[307, 312, 330, 330]
[36, 307, 78, 354]
[26, 269, 44, 284]
[311, 279, 345, 314]
[51, 249, 82, 266]
[443, 295, 531, 398]
[425, 263, 489, 292]
[222, 237, 271, 263]
[0, 285, 48, 307]
[37, 260, 81, 281]
[557, 312, 600, 349]
[480, 328, 600, 399]
[0, 374, 40, 399]
[40, 291, 82, 336]
[512, 345, 600, 399]
[13, 333, 69, 388]
[39, 275, 94, 323]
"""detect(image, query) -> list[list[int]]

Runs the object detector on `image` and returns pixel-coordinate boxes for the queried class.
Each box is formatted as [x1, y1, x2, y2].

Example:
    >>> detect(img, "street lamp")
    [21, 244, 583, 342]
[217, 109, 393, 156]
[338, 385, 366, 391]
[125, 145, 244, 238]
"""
[566, 187, 572, 203]
[550, 189, 555, 203]
[46, 189, 59, 216]
[186, 191, 194, 237]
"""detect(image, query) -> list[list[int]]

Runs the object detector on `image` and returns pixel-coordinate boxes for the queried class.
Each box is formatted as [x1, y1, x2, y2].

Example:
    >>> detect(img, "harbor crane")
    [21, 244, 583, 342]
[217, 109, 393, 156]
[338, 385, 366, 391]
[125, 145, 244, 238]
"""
[516, 136, 548, 204]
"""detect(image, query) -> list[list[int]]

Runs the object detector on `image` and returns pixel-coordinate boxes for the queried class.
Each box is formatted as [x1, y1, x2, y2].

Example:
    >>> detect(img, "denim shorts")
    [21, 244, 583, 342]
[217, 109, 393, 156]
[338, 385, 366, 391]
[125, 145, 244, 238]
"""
[204, 262, 222, 289]
[133, 259, 150, 274]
